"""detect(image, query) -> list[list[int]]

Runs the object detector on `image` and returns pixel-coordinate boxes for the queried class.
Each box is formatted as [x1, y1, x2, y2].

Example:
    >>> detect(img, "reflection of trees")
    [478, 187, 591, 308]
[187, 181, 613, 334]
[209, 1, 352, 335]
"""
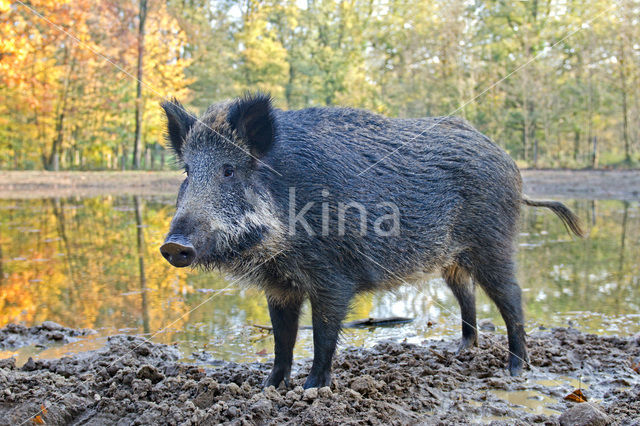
[0, 197, 193, 330]
[613, 201, 630, 312]
[0, 237, 3, 285]
[518, 200, 639, 326]
[51, 198, 77, 307]
[618, 201, 629, 276]
[0, 197, 638, 351]
[134, 196, 150, 334]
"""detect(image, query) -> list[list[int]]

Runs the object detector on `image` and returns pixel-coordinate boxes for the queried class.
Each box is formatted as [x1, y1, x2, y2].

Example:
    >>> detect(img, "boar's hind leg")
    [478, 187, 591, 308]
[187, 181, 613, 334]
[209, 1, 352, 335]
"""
[473, 259, 529, 376]
[264, 295, 303, 389]
[304, 286, 353, 389]
[442, 264, 478, 354]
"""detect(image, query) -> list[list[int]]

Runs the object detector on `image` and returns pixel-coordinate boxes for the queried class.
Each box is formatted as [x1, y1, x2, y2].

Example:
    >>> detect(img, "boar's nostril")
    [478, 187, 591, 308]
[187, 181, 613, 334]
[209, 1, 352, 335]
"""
[160, 237, 196, 268]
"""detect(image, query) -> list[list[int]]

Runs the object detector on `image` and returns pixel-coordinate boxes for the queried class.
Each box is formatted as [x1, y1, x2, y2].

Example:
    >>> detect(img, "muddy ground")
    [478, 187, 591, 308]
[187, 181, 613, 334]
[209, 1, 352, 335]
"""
[0, 322, 96, 351]
[1, 169, 639, 200]
[1, 325, 638, 425]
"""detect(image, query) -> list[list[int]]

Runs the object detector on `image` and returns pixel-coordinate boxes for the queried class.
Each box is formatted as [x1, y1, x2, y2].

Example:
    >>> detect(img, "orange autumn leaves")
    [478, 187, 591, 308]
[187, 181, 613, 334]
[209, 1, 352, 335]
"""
[0, 0, 190, 168]
[564, 388, 588, 403]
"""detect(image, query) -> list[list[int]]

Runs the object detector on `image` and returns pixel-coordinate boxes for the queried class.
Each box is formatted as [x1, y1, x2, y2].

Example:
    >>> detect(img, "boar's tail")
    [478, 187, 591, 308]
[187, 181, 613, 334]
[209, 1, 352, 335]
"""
[522, 197, 585, 238]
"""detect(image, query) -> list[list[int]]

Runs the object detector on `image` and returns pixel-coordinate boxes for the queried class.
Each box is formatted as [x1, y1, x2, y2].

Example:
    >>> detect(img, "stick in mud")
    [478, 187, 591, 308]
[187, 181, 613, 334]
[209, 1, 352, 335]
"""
[251, 316, 415, 332]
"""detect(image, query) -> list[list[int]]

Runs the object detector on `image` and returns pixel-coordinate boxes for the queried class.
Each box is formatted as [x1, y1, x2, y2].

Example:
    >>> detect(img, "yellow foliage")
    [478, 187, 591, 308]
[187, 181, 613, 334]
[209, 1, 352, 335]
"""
[0, 0, 190, 168]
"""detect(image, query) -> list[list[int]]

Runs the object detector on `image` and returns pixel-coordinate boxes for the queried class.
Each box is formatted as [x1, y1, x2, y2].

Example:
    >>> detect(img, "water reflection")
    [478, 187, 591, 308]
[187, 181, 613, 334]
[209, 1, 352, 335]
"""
[0, 197, 638, 363]
[133, 196, 150, 335]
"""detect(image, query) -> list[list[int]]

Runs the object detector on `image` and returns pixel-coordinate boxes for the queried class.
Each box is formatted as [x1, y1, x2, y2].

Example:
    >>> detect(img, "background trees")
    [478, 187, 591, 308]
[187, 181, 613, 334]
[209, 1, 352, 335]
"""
[0, 0, 189, 170]
[1, 0, 638, 170]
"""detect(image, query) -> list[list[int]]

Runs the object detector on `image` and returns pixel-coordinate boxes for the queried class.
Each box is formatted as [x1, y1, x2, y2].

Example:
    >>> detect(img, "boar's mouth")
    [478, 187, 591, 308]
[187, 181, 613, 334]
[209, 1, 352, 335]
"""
[195, 224, 269, 268]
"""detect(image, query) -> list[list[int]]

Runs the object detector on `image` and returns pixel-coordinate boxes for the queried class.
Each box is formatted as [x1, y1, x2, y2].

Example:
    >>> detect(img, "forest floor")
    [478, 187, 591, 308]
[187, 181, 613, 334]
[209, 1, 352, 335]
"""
[0, 323, 638, 425]
[0, 169, 639, 200]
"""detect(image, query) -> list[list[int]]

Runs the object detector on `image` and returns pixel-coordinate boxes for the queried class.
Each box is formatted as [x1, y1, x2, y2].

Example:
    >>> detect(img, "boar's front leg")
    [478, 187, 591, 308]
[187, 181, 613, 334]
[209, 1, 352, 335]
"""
[304, 285, 353, 389]
[264, 295, 303, 388]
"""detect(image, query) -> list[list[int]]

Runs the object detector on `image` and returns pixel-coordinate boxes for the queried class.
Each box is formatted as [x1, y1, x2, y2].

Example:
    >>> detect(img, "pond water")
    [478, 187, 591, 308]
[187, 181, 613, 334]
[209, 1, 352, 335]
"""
[0, 196, 638, 365]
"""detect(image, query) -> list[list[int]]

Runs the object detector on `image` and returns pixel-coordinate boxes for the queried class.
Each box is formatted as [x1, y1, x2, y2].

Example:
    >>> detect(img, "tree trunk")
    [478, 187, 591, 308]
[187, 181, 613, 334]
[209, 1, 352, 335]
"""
[47, 49, 74, 170]
[521, 38, 530, 163]
[285, 63, 295, 109]
[587, 66, 594, 165]
[522, 94, 530, 162]
[618, 38, 630, 163]
[132, 0, 149, 170]
[150, 147, 156, 170]
[121, 145, 128, 171]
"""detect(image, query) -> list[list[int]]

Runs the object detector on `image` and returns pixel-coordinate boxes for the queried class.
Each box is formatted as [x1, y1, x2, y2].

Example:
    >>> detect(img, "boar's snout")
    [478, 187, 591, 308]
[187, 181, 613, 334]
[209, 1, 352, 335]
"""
[160, 234, 196, 268]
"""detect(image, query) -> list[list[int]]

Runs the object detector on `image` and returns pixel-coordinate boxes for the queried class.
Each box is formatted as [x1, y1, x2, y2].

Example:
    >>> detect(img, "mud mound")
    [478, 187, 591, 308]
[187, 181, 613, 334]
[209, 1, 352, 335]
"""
[1, 328, 638, 425]
[0, 322, 96, 350]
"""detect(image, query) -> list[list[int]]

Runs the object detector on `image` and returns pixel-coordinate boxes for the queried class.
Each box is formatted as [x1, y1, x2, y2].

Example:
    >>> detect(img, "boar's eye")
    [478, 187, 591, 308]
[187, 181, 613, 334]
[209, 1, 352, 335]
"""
[223, 164, 234, 178]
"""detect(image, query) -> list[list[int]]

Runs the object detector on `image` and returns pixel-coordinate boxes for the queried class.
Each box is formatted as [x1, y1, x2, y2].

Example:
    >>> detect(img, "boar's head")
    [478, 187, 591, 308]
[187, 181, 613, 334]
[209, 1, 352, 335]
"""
[159, 93, 282, 269]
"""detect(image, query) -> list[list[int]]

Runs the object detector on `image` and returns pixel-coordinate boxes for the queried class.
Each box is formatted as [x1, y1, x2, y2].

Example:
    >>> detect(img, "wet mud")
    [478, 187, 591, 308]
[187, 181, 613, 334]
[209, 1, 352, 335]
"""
[0, 322, 95, 351]
[1, 325, 638, 425]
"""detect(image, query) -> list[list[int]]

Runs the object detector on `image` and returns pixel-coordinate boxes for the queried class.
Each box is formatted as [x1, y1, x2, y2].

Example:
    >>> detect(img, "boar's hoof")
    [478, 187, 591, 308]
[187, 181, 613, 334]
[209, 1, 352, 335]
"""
[303, 372, 331, 389]
[264, 367, 291, 389]
[508, 356, 526, 377]
[455, 336, 479, 355]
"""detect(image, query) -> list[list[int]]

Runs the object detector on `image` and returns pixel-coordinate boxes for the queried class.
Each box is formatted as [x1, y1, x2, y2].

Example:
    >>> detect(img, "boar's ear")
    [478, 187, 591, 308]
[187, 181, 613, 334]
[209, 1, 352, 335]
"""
[161, 98, 196, 159]
[227, 93, 275, 158]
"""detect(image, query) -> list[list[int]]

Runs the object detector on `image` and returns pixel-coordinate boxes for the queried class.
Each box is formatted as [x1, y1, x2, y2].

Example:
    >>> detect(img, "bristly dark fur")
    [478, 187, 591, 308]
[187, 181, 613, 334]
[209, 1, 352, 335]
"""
[161, 98, 196, 160]
[227, 92, 275, 157]
[160, 92, 586, 389]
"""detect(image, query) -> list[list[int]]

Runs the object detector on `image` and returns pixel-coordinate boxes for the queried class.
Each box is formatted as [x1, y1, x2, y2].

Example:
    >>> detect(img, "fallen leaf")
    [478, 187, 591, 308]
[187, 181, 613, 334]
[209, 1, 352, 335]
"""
[564, 388, 588, 403]
[631, 362, 640, 374]
[40, 404, 47, 415]
[32, 415, 45, 424]
[256, 349, 268, 356]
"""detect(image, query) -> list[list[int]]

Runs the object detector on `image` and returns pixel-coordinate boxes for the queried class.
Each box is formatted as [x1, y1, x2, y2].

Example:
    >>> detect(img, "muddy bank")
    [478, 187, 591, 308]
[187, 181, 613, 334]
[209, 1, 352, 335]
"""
[0, 322, 95, 350]
[1, 327, 638, 425]
[0, 171, 182, 199]
[1, 169, 639, 200]
[520, 169, 640, 201]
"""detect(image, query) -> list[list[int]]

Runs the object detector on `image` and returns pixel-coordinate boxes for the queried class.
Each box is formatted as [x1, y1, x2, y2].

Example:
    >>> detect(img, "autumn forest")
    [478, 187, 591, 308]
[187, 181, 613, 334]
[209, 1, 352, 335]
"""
[1, 0, 639, 170]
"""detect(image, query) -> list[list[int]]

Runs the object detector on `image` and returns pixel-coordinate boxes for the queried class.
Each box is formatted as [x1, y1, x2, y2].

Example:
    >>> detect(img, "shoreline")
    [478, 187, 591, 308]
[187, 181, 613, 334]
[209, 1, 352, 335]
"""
[0, 169, 639, 200]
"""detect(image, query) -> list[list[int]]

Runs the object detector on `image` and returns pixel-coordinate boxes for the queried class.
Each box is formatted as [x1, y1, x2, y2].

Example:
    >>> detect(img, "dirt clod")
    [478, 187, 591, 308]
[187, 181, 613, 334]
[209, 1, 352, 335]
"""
[318, 386, 332, 398]
[302, 387, 318, 401]
[350, 375, 380, 396]
[136, 364, 164, 384]
[559, 403, 610, 426]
